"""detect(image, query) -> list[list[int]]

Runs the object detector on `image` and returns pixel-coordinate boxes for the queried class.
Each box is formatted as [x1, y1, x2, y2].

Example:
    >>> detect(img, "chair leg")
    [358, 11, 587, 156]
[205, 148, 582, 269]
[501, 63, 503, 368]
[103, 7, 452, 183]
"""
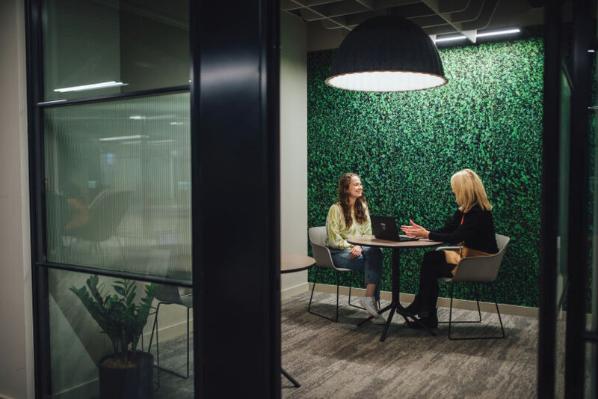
[475, 284, 482, 323]
[448, 283, 454, 339]
[149, 302, 192, 380]
[185, 306, 190, 378]
[348, 285, 366, 310]
[307, 267, 318, 312]
[492, 283, 506, 339]
[307, 267, 339, 322]
[445, 282, 506, 340]
[335, 272, 340, 322]
[440, 283, 483, 325]
[148, 302, 162, 388]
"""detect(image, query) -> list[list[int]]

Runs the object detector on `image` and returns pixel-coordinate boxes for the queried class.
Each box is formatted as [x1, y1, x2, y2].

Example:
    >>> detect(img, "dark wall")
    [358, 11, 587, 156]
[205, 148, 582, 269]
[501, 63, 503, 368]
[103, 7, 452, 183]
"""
[307, 38, 543, 307]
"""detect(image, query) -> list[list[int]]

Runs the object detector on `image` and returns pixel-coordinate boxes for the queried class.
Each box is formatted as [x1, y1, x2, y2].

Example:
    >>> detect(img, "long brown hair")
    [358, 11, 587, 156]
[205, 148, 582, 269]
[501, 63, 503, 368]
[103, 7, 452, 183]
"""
[337, 173, 368, 227]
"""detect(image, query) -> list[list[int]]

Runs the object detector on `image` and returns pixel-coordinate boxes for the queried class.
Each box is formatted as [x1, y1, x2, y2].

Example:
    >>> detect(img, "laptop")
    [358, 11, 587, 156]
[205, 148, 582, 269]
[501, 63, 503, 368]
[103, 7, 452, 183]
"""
[371, 215, 419, 242]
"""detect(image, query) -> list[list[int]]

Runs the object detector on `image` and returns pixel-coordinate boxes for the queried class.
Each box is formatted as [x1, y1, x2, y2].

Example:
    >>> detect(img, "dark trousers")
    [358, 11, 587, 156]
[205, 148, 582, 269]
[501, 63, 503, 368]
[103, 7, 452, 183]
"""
[417, 251, 455, 313]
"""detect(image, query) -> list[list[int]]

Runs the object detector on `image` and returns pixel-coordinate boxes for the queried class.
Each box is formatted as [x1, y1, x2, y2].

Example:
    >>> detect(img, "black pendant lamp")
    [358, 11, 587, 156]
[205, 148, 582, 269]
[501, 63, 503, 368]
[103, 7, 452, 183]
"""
[326, 16, 447, 92]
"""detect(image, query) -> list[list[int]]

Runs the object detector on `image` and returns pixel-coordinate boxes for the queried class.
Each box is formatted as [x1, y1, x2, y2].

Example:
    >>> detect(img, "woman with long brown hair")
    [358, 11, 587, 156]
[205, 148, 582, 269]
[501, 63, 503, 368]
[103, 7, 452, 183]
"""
[326, 173, 384, 323]
[401, 169, 498, 329]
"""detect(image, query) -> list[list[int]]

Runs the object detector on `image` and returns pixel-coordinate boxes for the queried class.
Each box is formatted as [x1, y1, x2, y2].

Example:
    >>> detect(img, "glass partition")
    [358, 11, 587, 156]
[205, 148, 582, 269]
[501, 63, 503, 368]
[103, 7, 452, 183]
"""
[44, 93, 191, 280]
[43, 0, 190, 102]
[48, 269, 193, 398]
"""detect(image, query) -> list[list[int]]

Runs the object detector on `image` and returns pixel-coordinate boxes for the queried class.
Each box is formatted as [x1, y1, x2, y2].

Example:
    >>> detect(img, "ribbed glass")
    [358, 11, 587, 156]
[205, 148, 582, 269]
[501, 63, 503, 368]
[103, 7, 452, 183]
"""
[44, 93, 191, 281]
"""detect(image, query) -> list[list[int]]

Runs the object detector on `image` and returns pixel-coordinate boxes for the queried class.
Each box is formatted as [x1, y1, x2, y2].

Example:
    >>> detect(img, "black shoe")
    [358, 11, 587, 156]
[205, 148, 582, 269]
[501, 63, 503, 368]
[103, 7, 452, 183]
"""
[408, 311, 438, 330]
[403, 302, 420, 317]
[403, 295, 421, 317]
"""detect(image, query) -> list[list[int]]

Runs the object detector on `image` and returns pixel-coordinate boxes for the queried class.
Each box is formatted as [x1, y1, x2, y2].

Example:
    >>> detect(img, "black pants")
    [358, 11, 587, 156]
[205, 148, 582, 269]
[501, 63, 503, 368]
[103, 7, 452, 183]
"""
[417, 251, 455, 313]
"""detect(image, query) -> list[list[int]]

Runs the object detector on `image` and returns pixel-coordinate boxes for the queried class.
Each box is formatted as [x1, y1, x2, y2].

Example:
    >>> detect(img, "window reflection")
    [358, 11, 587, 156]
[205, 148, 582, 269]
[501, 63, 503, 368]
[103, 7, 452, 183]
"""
[45, 93, 191, 280]
[43, 0, 190, 101]
[48, 269, 194, 398]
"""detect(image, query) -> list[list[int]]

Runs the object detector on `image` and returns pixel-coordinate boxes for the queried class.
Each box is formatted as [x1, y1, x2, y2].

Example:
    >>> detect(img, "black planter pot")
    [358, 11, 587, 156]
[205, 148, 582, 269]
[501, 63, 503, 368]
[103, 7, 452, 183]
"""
[99, 351, 153, 399]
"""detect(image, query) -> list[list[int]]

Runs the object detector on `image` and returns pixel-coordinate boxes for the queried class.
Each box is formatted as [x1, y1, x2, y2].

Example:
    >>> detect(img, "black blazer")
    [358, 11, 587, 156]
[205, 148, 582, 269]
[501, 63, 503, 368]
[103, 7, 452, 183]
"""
[428, 204, 498, 254]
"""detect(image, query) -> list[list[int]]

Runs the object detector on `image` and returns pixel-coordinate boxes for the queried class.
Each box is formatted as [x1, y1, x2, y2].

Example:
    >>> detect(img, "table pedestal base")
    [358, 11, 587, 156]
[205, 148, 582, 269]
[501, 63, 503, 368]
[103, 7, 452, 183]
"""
[358, 247, 437, 341]
[281, 367, 300, 387]
[358, 302, 436, 341]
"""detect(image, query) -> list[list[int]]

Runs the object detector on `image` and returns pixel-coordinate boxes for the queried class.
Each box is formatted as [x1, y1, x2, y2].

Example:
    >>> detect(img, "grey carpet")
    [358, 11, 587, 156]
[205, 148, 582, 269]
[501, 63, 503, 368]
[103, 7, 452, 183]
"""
[282, 292, 537, 399]
[154, 292, 537, 398]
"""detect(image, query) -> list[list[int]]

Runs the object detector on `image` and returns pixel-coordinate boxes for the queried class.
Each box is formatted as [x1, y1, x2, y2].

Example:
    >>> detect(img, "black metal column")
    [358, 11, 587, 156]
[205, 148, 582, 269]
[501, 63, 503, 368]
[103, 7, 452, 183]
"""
[537, 0, 561, 396]
[565, 0, 594, 397]
[190, 1, 281, 398]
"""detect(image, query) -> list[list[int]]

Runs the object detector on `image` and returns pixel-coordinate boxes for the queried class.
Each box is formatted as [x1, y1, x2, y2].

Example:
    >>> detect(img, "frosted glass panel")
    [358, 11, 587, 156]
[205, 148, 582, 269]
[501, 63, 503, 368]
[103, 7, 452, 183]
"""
[45, 93, 191, 280]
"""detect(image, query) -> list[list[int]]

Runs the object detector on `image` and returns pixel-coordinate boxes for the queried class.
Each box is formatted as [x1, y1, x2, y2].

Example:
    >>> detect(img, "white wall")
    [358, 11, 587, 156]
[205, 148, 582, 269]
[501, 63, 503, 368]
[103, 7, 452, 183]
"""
[280, 12, 308, 297]
[0, 0, 34, 398]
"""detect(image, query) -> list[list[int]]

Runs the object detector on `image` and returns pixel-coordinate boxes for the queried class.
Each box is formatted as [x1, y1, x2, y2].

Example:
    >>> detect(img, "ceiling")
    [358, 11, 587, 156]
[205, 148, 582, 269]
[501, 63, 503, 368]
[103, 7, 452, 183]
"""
[282, 0, 546, 50]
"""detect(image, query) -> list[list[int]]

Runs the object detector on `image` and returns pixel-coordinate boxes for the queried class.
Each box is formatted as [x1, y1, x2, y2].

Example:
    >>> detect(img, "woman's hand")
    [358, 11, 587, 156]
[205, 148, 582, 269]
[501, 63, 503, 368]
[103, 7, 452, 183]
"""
[350, 245, 363, 258]
[400, 219, 430, 239]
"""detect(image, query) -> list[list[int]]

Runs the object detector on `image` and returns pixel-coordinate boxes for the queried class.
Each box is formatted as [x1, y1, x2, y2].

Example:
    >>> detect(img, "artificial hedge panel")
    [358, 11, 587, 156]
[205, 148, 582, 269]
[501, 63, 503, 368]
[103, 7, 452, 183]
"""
[307, 39, 543, 307]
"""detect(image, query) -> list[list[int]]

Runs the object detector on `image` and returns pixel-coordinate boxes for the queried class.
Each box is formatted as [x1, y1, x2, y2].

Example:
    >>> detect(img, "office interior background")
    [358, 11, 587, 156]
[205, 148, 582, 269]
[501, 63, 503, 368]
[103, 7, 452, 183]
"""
[0, 0, 595, 398]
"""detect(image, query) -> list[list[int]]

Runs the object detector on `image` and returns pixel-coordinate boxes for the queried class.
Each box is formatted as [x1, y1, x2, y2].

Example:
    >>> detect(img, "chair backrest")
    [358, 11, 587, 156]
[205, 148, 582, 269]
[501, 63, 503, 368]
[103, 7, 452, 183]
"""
[154, 284, 192, 307]
[452, 233, 510, 282]
[85, 190, 133, 241]
[155, 261, 192, 307]
[308, 226, 335, 269]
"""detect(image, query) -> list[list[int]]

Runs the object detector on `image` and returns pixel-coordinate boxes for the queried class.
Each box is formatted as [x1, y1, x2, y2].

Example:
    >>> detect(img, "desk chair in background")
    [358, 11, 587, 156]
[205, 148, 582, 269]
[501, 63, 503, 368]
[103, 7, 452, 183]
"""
[437, 233, 510, 340]
[66, 190, 132, 264]
[308, 226, 375, 322]
[148, 267, 192, 385]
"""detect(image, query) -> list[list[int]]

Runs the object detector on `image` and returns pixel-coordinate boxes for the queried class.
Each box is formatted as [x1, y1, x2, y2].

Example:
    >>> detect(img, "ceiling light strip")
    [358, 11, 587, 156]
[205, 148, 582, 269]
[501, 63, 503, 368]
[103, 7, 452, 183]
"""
[54, 81, 127, 93]
[476, 28, 521, 38]
[433, 28, 521, 44]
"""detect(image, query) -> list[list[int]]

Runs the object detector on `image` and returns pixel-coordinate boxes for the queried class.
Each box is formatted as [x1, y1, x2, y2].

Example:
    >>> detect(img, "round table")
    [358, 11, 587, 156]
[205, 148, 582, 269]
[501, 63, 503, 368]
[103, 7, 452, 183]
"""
[281, 253, 315, 274]
[280, 253, 315, 388]
[347, 236, 442, 341]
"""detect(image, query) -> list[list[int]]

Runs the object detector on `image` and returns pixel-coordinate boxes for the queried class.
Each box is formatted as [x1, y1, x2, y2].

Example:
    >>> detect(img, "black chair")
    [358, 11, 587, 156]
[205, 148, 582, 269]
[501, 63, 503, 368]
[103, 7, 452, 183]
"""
[66, 190, 132, 264]
[147, 266, 192, 385]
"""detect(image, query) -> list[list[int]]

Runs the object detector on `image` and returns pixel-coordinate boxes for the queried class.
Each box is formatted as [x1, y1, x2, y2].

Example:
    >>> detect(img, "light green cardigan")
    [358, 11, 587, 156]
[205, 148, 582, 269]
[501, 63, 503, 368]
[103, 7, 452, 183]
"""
[325, 203, 372, 249]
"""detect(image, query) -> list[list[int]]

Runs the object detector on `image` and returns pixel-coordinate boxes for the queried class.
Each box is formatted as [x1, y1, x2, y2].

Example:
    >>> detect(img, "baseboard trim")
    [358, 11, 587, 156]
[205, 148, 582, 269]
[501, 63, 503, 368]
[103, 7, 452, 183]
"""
[51, 378, 98, 399]
[281, 281, 309, 300]
[142, 317, 192, 345]
[310, 283, 538, 318]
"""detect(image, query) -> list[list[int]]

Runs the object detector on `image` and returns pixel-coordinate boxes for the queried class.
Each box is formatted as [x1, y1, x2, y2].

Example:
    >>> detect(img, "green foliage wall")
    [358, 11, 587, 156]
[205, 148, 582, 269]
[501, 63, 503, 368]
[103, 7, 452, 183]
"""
[307, 39, 543, 307]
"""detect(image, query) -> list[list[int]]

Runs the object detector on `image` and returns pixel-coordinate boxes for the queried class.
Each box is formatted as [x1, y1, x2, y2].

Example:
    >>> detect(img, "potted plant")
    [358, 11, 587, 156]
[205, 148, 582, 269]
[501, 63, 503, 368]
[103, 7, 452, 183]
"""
[71, 275, 155, 399]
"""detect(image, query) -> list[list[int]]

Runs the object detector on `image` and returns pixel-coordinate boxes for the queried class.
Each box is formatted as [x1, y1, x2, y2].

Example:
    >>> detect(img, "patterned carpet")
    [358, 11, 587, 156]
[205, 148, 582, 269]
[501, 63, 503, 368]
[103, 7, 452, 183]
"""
[281, 292, 537, 399]
[155, 292, 538, 398]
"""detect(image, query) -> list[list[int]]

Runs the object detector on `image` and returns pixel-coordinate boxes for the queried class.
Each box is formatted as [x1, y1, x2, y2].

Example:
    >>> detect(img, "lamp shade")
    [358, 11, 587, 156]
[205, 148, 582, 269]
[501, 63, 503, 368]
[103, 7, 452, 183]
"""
[326, 16, 447, 92]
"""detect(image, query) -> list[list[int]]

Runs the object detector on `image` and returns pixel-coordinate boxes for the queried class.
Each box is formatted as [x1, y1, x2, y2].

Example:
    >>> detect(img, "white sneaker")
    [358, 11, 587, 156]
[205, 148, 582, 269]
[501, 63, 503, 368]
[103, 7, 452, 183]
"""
[360, 297, 386, 324]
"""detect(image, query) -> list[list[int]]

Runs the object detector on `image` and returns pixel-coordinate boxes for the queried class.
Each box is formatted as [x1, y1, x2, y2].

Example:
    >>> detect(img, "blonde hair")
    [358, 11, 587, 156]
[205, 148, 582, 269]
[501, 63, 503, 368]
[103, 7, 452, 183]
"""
[450, 169, 492, 212]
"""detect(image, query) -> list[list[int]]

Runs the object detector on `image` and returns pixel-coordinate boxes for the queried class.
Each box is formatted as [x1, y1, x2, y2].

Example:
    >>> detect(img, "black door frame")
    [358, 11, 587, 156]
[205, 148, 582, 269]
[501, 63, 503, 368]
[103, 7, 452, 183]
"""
[539, 0, 596, 397]
[24, 0, 281, 397]
[564, 0, 594, 396]
[538, 0, 560, 394]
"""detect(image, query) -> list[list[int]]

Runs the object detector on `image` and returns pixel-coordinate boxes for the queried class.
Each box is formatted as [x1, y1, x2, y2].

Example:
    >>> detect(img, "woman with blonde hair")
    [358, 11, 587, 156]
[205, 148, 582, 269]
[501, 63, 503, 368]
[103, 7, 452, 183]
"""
[400, 169, 498, 329]
[326, 173, 385, 323]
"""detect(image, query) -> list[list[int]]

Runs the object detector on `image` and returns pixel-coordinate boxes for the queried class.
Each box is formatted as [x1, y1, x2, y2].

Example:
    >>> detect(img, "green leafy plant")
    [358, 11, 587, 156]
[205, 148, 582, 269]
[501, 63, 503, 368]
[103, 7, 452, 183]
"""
[71, 275, 155, 366]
